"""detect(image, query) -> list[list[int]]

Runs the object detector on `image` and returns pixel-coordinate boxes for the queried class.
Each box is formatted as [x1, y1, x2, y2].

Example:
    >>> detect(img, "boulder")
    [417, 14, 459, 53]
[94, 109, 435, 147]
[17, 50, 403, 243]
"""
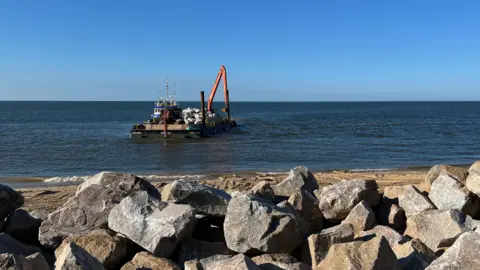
[39, 172, 160, 250]
[465, 215, 480, 231]
[374, 198, 406, 231]
[383, 186, 408, 202]
[0, 233, 46, 258]
[3, 209, 42, 245]
[425, 164, 468, 186]
[202, 254, 261, 270]
[29, 209, 50, 221]
[404, 209, 468, 252]
[318, 179, 380, 221]
[120, 252, 180, 270]
[393, 239, 437, 270]
[0, 184, 24, 221]
[315, 236, 401, 270]
[357, 225, 409, 248]
[466, 171, 480, 197]
[174, 238, 235, 267]
[341, 200, 376, 235]
[398, 185, 436, 217]
[108, 191, 196, 257]
[426, 232, 480, 270]
[287, 189, 323, 232]
[469, 160, 480, 174]
[251, 254, 310, 270]
[300, 223, 354, 266]
[161, 179, 231, 218]
[249, 181, 275, 201]
[271, 166, 319, 197]
[224, 194, 308, 254]
[57, 229, 128, 270]
[429, 174, 480, 217]
[55, 242, 105, 270]
[0, 252, 49, 270]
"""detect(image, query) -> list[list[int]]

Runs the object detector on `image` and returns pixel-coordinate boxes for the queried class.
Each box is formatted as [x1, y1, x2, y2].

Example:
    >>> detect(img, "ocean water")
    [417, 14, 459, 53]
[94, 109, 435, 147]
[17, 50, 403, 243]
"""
[1, 101, 480, 178]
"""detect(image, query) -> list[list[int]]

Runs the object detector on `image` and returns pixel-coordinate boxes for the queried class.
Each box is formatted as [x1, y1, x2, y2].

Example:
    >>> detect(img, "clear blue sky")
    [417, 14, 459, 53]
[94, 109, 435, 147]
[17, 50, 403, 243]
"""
[1, 0, 479, 101]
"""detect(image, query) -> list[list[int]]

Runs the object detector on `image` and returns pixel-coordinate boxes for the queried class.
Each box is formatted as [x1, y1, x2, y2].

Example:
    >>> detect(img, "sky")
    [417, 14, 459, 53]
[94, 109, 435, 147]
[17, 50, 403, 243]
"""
[1, 0, 480, 101]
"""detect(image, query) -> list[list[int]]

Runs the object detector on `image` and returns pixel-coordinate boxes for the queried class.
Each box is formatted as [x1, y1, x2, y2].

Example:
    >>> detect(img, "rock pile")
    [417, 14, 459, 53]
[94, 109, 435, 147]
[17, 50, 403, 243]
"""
[1, 162, 480, 269]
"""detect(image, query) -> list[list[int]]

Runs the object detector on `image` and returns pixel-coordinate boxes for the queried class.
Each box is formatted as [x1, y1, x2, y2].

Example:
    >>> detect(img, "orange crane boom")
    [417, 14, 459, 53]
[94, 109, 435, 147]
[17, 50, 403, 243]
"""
[207, 65, 230, 119]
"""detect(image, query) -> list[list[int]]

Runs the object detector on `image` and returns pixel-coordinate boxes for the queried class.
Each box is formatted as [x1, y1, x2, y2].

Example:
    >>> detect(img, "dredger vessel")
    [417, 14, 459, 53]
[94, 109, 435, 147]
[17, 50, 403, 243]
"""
[130, 65, 237, 139]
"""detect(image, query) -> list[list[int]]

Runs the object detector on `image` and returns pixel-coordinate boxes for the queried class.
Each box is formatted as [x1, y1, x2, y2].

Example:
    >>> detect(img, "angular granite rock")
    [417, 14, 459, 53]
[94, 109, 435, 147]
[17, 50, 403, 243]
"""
[466, 171, 480, 197]
[55, 242, 105, 270]
[249, 181, 275, 201]
[469, 160, 480, 174]
[425, 164, 468, 186]
[315, 236, 401, 270]
[202, 254, 261, 270]
[58, 229, 128, 270]
[341, 200, 376, 235]
[404, 209, 467, 252]
[251, 254, 310, 270]
[399, 185, 436, 217]
[429, 174, 480, 217]
[0, 184, 24, 221]
[393, 239, 437, 270]
[3, 209, 42, 246]
[174, 238, 235, 267]
[271, 166, 319, 197]
[224, 194, 308, 254]
[318, 179, 380, 221]
[39, 172, 160, 250]
[121, 252, 180, 270]
[426, 232, 480, 269]
[108, 191, 196, 257]
[29, 209, 50, 221]
[161, 179, 231, 218]
[0, 252, 49, 270]
[288, 189, 323, 232]
[357, 225, 409, 248]
[300, 223, 354, 266]
[375, 198, 406, 231]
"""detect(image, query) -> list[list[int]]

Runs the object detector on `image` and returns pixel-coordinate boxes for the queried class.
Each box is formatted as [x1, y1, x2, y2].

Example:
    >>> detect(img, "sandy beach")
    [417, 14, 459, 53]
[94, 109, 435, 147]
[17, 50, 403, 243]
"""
[15, 169, 427, 215]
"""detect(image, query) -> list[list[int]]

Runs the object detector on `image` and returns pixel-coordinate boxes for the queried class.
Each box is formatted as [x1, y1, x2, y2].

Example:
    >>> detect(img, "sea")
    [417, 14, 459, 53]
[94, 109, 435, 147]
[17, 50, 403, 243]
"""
[1, 101, 480, 186]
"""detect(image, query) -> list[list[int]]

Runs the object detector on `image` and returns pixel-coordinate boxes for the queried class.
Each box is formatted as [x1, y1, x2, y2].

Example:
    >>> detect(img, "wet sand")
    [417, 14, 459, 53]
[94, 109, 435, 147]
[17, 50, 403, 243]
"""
[16, 169, 427, 214]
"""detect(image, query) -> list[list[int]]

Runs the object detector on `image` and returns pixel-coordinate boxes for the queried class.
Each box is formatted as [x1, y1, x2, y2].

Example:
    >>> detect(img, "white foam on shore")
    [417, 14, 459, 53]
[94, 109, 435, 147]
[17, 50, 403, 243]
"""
[42, 174, 207, 183]
[348, 168, 396, 172]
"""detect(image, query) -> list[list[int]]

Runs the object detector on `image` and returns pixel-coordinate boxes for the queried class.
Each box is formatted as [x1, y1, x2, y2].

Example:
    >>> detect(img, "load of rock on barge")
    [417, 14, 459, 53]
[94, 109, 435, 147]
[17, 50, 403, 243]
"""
[130, 65, 237, 139]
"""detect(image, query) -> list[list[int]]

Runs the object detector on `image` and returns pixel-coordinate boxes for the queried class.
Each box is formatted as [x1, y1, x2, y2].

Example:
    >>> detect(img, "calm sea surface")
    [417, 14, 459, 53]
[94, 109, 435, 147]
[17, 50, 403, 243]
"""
[1, 101, 479, 177]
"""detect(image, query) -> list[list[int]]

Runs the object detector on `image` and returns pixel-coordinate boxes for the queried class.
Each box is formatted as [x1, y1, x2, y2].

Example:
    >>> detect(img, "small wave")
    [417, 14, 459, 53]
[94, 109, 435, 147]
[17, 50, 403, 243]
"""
[348, 168, 397, 172]
[43, 173, 207, 184]
[43, 176, 91, 183]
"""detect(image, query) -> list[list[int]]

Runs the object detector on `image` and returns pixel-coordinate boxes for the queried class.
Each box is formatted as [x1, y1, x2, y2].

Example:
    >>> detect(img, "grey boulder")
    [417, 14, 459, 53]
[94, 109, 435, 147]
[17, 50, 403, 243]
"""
[318, 179, 380, 221]
[399, 185, 436, 217]
[3, 209, 41, 246]
[249, 181, 275, 201]
[120, 252, 180, 270]
[341, 200, 376, 235]
[315, 236, 401, 270]
[375, 198, 406, 231]
[0, 184, 24, 221]
[426, 232, 480, 270]
[161, 179, 231, 218]
[466, 171, 480, 197]
[0, 252, 49, 270]
[404, 209, 468, 252]
[393, 239, 437, 270]
[251, 254, 310, 270]
[357, 225, 409, 248]
[39, 172, 160, 250]
[55, 241, 105, 270]
[271, 166, 319, 197]
[0, 233, 46, 258]
[429, 174, 480, 217]
[202, 254, 260, 270]
[288, 189, 323, 232]
[300, 223, 354, 266]
[108, 191, 196, 257]
[224, 194, 308, 254]
[425, 165, 468, 186]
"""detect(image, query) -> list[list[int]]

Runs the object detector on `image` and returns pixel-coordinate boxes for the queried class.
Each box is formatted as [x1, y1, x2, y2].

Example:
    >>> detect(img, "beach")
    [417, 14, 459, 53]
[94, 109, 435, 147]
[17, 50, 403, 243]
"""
[15, 169, 427, 215]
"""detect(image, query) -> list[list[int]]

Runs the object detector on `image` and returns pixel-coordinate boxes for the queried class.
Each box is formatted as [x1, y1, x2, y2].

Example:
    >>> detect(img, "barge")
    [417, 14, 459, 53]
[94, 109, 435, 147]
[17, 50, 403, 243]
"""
[130, 65, 237, 139]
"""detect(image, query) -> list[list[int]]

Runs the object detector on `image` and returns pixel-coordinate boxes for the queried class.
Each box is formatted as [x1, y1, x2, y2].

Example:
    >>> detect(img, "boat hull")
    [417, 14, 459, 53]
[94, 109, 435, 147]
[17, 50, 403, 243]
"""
[130, 121, 237, 139]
